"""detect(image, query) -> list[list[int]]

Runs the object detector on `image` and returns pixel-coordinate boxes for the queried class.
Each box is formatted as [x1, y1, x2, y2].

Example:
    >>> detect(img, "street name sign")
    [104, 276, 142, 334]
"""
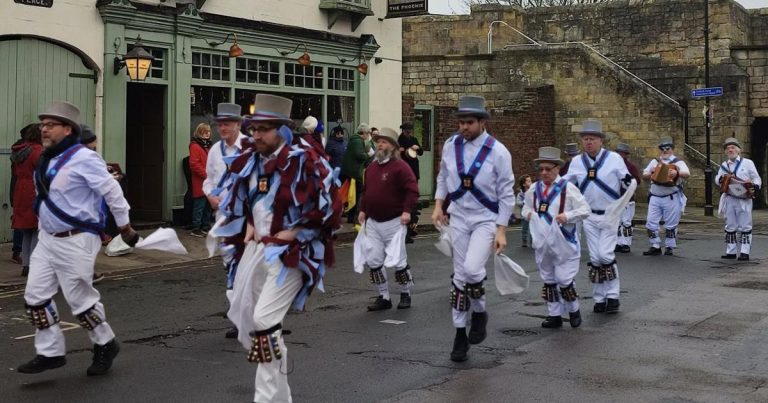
[691, 87, 724, 98]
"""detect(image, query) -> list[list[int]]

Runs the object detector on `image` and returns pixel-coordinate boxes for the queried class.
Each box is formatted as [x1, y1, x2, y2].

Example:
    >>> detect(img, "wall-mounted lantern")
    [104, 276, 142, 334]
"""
[113, 36, 155, 81]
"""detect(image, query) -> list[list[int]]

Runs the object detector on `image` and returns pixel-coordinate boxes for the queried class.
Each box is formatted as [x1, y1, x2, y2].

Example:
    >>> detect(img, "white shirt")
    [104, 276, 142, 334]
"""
[563, 148, 629, 210]
[202, 133, 249, 197]
[642, 155, 690, 196]
[38, 148, 130, 234]
[250, 143, 286, 239]
[435, 131, 515, 226]
[715, 156, 762, 189]
[522, 178, 591, 234]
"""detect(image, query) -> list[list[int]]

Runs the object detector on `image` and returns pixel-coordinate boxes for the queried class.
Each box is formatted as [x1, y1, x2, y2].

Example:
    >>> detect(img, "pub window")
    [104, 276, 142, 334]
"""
[285, 63, 323, 89]
[328, 67, 355, 92]
[235, 57, 280, 85]
[192, 51, 231, 81]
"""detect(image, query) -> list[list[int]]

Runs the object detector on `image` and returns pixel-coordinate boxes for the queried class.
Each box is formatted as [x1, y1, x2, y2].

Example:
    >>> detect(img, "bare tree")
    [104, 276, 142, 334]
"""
[464, 0, 615, 7]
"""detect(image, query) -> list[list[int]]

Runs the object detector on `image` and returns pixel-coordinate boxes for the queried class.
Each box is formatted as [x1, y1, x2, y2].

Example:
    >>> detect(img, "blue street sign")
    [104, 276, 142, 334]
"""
[691, 87, 724, 98]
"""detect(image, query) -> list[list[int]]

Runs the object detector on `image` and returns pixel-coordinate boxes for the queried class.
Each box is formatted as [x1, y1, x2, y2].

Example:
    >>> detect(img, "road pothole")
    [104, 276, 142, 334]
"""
[500, 328, 539, 337]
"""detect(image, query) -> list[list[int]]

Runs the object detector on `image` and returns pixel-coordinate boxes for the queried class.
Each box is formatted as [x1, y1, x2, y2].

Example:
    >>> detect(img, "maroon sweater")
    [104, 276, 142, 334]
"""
[360, 158, 420, 222]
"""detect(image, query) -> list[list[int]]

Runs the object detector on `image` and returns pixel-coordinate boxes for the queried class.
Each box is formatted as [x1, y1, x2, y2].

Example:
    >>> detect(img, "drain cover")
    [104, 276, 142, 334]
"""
[501, 329, 539, 337]
[725, 281, 768, 290]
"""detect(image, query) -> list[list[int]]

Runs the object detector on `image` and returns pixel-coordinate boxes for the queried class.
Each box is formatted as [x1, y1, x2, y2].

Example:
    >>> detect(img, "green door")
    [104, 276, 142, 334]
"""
[0, 37, 96, 242]
[414, 106, 435, 200]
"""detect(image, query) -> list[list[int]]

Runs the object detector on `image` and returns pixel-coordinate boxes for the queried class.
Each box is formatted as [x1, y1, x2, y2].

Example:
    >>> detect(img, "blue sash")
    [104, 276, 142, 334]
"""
[720, 158, 743, 181]
[447, 135, 499, 213]
[533, 179, 576, 244]
[211, 141, 243, 197]
[578, 151, 620, 200]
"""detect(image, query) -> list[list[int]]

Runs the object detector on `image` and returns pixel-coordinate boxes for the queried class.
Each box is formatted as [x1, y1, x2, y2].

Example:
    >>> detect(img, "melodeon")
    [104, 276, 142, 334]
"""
[650, 162, 678, 187]
[720, 174, 755, 199]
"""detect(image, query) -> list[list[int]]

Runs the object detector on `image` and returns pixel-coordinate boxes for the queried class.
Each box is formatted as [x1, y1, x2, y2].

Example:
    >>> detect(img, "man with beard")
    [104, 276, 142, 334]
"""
[716, 137, 762, 261]
[215, 94, 341, 402]
[564, 119, 633, 314]
[17, 101, 138, 376]
[357, 127, 420, 311]
[433, 95, 514, 362]
[202, 103, 248, 339]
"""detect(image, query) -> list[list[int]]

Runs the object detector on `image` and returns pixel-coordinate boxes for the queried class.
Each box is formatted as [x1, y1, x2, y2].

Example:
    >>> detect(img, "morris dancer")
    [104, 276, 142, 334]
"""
[358, 128, 420, 311]
[564, 119, 633, 314]
[203, 103, 248, 339]
[523, 147, 590, 328]
[641, 137, 689, 256]
[432, 95, 514, 362]
[18, 101, 139, 376]
[716, 137, 761, 261]
[215, 94, 341, 401]
[615, 143, 641, 253]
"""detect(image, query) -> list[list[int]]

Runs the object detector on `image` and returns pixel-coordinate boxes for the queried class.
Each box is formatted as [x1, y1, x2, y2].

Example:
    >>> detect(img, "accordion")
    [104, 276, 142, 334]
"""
[720, 174, 755, 199]
[650, 162, 678, 187]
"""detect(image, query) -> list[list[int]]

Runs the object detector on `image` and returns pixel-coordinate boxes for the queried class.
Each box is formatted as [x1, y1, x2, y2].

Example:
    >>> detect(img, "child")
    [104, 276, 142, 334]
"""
[517, 174, 532, 247]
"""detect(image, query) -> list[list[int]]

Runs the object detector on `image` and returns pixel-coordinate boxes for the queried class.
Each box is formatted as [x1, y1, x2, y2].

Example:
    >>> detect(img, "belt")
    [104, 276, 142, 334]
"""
[51, 229, 84, 238]
[591, 210, 605, 215]
[650, 192, 675, 199]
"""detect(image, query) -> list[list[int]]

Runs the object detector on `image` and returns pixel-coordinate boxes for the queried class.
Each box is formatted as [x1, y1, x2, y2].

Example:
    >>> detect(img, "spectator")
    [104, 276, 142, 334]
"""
[10, 123, 42, 277]
[189, 123, 213, 237]
[325, 125, 347, 170]
[341, 123, 372, 223]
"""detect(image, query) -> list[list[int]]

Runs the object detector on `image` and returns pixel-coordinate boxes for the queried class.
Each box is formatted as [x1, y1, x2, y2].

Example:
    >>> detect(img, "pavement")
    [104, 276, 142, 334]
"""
[0, 201, 763, 288]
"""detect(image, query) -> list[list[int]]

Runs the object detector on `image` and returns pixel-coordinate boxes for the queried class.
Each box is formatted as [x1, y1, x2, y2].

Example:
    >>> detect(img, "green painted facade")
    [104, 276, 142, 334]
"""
[98, 0, 377, 224]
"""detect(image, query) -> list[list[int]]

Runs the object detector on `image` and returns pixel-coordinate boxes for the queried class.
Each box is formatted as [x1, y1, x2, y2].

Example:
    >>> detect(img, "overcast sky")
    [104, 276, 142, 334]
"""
[429, 0, 767, 14]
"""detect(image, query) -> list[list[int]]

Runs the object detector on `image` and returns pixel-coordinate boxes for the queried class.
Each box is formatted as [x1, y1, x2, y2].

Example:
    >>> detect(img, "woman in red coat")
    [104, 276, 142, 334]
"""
[10, 124, 42, 276]
[189, 123, 212, 237]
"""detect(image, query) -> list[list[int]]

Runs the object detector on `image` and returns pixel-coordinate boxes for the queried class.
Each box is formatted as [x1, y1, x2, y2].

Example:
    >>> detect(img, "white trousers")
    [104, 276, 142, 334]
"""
[24, 231, 115, 357]
[724, 196, 753, 255]
[617, 201, 635, 247]
[251, 259, 303, 403]
[364, 217, 410, 298]
[535, 249, 581, 316]
[583, 215, 620, 302]
[646, 193, 682, 248]
[449, 213, 495, 328]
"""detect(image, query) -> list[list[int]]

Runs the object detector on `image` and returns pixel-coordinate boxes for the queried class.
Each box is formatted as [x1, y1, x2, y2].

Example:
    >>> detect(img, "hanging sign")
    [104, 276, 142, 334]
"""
[386, 0, 428, 18]
[15, 0, 53, 7]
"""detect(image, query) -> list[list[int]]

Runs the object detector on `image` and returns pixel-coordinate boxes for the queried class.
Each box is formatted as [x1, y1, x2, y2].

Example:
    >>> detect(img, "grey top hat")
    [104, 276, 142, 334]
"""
[534, 146, 564, 166]
[564, 143, 579, 156]
[373, 127, 399, 147]
[38, 101, 81, 135]
[243, 94, 293, 126]
[723, 137, 742, 149]
[215, 103, 243, 122]
[579, 119, 604, 138]
[658, 137, 674, 148]
[615, 143, 631, 154]
[455, 95, 490, 120]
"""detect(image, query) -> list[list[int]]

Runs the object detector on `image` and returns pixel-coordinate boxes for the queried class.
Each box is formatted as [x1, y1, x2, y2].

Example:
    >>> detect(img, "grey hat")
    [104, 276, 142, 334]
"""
[579, 119, 604, 139]
[243, 94, 293, 126]
[357, 123, 371, 134]
[38, 101, 81, 135]
[373, 127, 399, 147]
[564, 143, 579, 156]
[455, 95, 490, 120]
[214, 103, 243, 122]
[615, 143, 631, 154]
[533, 146, 564, 166]
[658, 137, 674, 148]
[79, 124, 97, 145]
[723, 137, 742, 149]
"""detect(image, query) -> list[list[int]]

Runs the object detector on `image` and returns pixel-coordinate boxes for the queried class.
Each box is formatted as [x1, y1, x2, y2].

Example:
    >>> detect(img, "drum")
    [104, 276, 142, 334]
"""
[406, 148, 418, 159]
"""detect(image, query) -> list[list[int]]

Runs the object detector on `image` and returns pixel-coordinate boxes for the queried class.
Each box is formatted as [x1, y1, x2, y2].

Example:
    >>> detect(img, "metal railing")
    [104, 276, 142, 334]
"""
[684, 143, 720, 171]
[487, 21, 541, 53]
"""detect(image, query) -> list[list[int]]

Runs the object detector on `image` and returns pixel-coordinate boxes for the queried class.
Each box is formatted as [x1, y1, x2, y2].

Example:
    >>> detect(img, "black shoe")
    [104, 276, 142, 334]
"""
[17, 355, 67, 374]
[367, 296, 393, 311]
[569, 310, 582, 328]
[405, 236, 415, 244]
[86, 339, 120, 376]
[11, 252, 22, 265]
[397, 293, 411, 310]
[643, 247, 662, 256]
[619, 245, 631, 253]
[593, 302, 606, 313]
[614, 244, 622, 252]
[664, 247, 674, 256]
[606, 298, 620, 314]
[721, 254, 737, 259]
[541, 316, 563, 328]
[225, 327, 239, 339]
[738, 254, 750, 261]
[450, 328, 469, 362]
[468, 312, 488, 344]
[21, 266, 29, 277]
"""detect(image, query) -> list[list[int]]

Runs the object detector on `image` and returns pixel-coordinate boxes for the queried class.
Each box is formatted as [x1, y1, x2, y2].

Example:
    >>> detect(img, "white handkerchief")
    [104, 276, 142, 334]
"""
[135, 228, 188, 255]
